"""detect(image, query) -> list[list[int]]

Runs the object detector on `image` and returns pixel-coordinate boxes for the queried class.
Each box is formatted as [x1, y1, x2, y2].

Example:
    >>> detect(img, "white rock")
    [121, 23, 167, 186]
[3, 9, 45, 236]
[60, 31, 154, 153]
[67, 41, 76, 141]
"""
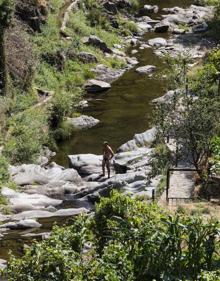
[148, 38, 168, 47]
[137, 22, 152, 32]
[85, 79, 111, 93]
[136, 65, 156, 75]
[0, 219, 41, 230]
[1, 187, 62, 212]
[67, 115, 100, 130]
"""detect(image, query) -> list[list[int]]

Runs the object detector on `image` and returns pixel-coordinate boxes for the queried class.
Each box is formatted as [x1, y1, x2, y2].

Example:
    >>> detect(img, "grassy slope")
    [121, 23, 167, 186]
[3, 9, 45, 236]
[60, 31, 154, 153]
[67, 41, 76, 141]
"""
[1, 0, 137, 164]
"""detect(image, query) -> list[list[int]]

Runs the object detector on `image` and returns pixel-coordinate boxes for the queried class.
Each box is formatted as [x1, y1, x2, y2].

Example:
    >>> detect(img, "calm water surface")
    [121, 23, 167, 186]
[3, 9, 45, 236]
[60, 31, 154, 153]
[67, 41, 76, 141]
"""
[54, 0, 192, 166]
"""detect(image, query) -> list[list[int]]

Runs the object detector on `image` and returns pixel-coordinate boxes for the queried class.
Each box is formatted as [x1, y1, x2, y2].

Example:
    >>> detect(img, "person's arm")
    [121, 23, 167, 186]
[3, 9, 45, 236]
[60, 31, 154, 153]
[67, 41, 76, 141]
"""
[109, 146, 114, 159]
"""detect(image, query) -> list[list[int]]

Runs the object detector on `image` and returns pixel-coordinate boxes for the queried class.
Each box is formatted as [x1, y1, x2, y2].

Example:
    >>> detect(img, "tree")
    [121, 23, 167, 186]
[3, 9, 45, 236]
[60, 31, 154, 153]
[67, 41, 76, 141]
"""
[152, 51, 220, 177]
[0, 0, 14, 96]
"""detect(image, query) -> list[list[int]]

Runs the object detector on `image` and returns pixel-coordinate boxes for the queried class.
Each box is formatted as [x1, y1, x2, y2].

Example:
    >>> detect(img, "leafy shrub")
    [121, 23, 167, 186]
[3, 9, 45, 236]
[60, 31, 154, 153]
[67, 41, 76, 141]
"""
[5, 192, 220, 281]
[0, 156, 9, 185]
[199, 270, 220, 280]
[48, 88, 81, 128]
[4, 109, 48, 163]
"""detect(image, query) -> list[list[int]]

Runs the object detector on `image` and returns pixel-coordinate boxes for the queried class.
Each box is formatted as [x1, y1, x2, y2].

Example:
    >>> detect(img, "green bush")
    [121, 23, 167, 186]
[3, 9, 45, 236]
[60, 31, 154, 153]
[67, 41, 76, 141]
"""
[5, 192, 220, 281]
[199, 270, 220, 280]
[0, 156, 9, 185]
[4, 109, 48, 164]
[48, 88, 81, 128]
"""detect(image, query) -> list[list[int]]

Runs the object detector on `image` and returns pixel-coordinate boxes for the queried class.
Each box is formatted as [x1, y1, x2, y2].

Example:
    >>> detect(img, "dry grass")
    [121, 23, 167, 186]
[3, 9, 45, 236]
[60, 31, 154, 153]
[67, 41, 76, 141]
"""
[166, 201, 220, 220]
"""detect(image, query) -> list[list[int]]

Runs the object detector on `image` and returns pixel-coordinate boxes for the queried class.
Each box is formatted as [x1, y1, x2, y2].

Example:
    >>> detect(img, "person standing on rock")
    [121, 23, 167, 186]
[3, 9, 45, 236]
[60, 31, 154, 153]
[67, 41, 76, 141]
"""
[102, 141, 114, 178]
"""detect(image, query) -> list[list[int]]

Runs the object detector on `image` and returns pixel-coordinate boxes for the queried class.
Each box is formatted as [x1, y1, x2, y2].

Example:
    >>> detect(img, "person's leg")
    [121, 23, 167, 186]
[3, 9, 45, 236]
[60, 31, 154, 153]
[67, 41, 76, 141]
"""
[106, 160, 110, 178]
[102, 159, 106, 176]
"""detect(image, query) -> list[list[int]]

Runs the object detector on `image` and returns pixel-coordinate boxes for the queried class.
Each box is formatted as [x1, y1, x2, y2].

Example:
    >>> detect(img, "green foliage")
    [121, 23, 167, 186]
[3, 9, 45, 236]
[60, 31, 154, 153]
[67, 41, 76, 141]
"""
[199, 270, 220, 280]
[162, 54, 192, 90]
[190, 63, 218, 95]
[193, 0, 219, 5]
[155, 49, 220, 177]
[207, 48, 220, 72]
[117, 15, 138, 36]
[149, 142, 172, 178]
[5, 192, 220, 281]
[0, 0, 14, 28]
[4, 109, 48, 163]
[210, 136, 220, 175]
[0, 155, 9, 185]
[48, 88, 81, 128]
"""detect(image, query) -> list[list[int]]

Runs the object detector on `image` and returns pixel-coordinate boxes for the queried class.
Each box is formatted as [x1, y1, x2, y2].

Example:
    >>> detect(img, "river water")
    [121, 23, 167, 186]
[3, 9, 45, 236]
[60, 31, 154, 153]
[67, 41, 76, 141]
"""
[54, 0, 192, 167]
[0, 0, 192, 262]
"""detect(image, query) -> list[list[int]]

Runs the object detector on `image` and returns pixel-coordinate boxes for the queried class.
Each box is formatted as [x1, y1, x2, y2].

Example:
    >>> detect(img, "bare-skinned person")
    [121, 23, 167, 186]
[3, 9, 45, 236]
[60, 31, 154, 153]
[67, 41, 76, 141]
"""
[102, 141, 114, 178]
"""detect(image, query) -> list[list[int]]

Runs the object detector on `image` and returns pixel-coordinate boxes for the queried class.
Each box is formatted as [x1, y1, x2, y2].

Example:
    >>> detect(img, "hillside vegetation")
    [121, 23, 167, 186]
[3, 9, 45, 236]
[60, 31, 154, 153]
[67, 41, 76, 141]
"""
[0, 0, 138, 166]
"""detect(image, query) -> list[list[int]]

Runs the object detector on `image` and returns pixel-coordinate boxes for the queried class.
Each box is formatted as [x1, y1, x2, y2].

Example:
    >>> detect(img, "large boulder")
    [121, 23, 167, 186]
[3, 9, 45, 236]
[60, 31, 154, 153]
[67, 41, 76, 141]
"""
[152, 90, 177, 104]
[114, 148, 152, 170]
[69, 154, 103, 176]
[137, 22, 152, 33]
[162, 7, 185, 14]
[1, 187, 62, 212]
[83, 35, 112, 53]
[85, 79, 111, 93]
[11, 207, 88, 221]
[0, 219, 41, 230]
[148, 37, 168, 48]
[116, 0, 132, 9]
[92, 64, 125, 83]
[192, 22, 208, 33]
[135, 65, 156, 75]
[154, 23, 169, 33]
[15, 0, 49, 32]
[77, 52, 98, 63]
[10, 164, 82, 186]
[137, 16, 160, 26]
[67, 115, 100, 130]
[103, 1, 118, 14]
[117, 127, 157, 152]
[139, 5, 159, 16]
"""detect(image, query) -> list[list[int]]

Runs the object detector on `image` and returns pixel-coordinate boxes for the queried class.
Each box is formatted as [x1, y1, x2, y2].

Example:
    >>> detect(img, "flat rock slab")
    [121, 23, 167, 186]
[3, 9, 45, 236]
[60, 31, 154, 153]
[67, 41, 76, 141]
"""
[11, 207, 88, 221]
[0, 219, 41, 230]
[77, 52, 98, 63]
[93, 64, 125, 83]
[135, 65, 156, 75]
[148, 38, 168, 48]
[83, 35, 112, 54]
[118, 127, 157, 152]
[154, 23, 169, 33]
[67, 115, 100, 130]
[85, 79, 111, 93]
[10, 164, 82, 186]
[114, 148, 152, 169]
[137, 22, 152, 32]
[152, 90, 177, 104]
[1, 187, 62, 212]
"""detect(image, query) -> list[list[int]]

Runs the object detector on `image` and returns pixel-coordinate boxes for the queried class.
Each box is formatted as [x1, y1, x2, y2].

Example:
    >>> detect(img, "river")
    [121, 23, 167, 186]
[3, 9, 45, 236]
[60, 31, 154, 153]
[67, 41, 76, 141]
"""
[54, 0, 192, 167]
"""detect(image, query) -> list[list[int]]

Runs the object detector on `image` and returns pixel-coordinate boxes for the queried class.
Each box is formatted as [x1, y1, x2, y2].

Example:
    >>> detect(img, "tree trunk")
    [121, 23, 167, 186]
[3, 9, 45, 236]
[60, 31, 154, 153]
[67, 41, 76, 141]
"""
[0, 28, 8, 96]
